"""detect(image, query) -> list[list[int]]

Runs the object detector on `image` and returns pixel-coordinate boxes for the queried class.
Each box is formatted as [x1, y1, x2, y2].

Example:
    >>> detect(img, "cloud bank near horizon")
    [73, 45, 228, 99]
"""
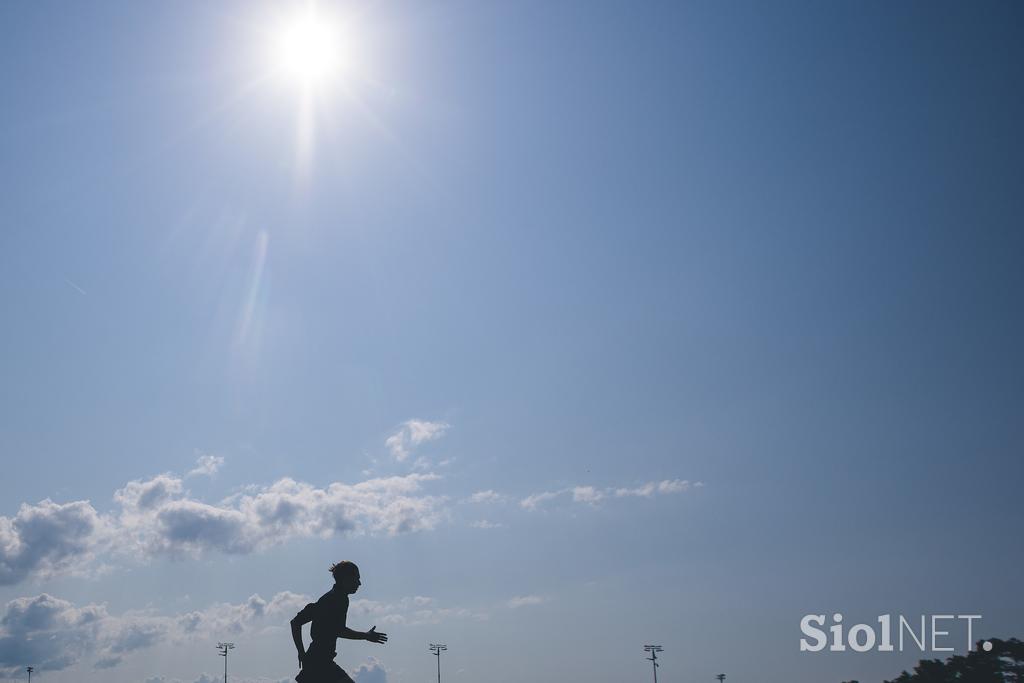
[0, 589, 504, 677]
[0, 458, 448, 587]
[0, 437, 700, 588]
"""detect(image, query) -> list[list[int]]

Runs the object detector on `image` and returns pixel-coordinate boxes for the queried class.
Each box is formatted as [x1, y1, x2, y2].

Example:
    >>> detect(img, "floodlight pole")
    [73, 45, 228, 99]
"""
[643, 645, 663, 683]
[429, 643, 447, 683]
[217, 642, 236, 683]
[26, 667, 34, 683]
[716, 674, 726, 683]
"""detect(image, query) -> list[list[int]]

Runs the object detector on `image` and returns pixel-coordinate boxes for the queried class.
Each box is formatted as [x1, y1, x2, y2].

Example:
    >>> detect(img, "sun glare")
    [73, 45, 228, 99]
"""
[260, 4, 371, 179]
[276, 10, 347, 87]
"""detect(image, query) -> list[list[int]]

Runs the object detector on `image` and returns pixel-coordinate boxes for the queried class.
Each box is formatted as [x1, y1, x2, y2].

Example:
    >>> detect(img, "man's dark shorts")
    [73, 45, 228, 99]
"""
[296, 659, 354, 683]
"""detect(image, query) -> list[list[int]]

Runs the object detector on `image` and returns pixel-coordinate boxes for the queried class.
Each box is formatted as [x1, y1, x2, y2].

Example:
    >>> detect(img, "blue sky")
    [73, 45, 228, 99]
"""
[1, 1, 1022, 682]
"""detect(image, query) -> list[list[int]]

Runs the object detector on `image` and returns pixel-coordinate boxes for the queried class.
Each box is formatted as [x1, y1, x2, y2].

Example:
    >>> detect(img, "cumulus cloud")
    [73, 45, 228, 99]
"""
[506, 595, 546, 609]
[187, 454, 225, 478]
[1, 466, 449, 587]
[119, 471, 446, 558]
[0, 593, 108, 676]
[177, 591, 308, 636]
[0, 499, 109, 586]
[106, 618, 168, 655]
[353, 657, 388, 683]
[0, 590, 312, 677]
[1, 593, 107, 635]
[385, 420, 449, 461]
[114, 474, 185, 513]
[520, 479, 701, 510]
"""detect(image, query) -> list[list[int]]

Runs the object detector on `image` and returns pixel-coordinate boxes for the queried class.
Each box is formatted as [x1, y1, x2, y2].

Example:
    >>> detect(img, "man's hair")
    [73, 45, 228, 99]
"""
[330, 560, 359, 581]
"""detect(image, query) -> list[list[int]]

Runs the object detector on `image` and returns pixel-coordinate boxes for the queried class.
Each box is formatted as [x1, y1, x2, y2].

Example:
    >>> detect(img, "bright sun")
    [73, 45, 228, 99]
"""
[276, 10, 346, 87]
[261, 4, 367, 172]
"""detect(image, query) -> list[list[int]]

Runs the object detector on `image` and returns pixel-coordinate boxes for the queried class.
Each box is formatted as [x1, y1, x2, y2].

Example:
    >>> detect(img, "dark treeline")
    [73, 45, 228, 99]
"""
[842, 638, 1024, 683]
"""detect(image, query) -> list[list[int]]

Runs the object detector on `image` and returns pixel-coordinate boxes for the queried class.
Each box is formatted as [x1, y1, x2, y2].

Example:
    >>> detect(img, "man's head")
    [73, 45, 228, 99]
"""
[330, 560, 361, 594]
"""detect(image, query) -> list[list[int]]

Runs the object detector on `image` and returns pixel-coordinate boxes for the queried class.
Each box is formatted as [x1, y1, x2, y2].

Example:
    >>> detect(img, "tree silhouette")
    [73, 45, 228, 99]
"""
[882, 639, 1024, 683]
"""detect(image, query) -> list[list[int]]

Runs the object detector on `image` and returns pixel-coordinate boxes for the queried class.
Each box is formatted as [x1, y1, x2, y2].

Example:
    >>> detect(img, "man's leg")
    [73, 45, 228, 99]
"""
[329, 662, 355, 683]
[296, 658, 351, 683]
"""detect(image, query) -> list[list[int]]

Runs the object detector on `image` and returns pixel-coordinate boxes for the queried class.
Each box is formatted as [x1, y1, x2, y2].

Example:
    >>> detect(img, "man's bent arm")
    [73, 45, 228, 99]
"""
[291, 604, 316, 660]
[291, 619, 306, 656]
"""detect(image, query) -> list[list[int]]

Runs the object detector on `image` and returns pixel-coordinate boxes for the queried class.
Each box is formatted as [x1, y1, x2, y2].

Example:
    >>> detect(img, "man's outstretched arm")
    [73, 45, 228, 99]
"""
[340, 625, 388, 644]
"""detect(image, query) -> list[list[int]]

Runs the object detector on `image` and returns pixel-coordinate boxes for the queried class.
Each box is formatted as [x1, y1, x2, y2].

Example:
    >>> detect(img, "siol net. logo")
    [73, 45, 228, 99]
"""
[800, 614, 989, 653]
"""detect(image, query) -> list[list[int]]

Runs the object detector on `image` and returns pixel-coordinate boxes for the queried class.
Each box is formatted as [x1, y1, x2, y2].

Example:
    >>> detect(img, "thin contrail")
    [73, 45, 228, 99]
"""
[63, 277, 87, 295]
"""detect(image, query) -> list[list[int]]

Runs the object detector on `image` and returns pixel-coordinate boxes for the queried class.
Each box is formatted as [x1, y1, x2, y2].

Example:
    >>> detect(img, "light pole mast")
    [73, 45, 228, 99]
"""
[217, 642, 236, 683]
[26, 667, 34, 683]
[429, 643, 447, 683]
[716, 674, 726, 683]
[643, 645, 663, 683]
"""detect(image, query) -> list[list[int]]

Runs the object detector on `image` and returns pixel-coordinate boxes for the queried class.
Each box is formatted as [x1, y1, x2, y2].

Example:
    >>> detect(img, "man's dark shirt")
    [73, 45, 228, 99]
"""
[295, 587, 349, 662]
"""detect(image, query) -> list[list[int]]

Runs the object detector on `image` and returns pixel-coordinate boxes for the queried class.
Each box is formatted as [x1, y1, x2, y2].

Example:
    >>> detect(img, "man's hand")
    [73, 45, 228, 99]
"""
[365, 626, 388, 644]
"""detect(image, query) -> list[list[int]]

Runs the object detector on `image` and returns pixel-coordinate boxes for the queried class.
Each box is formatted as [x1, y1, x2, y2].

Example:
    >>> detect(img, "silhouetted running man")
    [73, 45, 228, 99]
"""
[291, 561, 388, 683]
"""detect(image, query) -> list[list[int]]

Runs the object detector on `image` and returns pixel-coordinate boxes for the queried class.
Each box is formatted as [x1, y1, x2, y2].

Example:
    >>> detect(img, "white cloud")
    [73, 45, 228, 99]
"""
[571, 486, 604, 505]
[612, 482, 657, 498]
[0, 590, 311, 677]
[0, 593, 107, 676]
[353, 657, 388, 683]
[117, 473, 448, 559]
[177, 591, 308, 636]
[465, 490, 507, 504]
[519, 490, 563, 511]
[114, 474, 184, 512]
[0, 593, 107, 634]
[0, 499, 110, 586]
[613, 479, 698, 498]
[506, 595, 546, 609]
[521, 479, 701, 511]
[187, 454, 225, 478]
[106, 618, 167, 654]
[385, 420, 449, 461]
[470, 520, 502, 529]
